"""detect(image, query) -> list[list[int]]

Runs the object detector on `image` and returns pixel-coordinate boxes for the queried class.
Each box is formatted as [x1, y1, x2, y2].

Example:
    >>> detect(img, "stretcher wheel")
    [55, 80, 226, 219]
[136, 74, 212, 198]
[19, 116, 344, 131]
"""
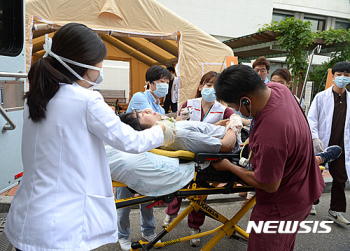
[162, 194, 175, 203]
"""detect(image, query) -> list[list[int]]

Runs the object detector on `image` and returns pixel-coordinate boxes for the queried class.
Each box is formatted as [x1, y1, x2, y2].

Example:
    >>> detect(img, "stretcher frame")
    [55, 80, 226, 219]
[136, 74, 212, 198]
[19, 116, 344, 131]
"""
[113, 149, 256, 251]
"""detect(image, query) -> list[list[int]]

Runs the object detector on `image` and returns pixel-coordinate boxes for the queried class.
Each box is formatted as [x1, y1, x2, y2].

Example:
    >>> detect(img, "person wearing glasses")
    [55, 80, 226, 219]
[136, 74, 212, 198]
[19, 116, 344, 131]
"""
[126, 65, 170, 115]
[252, 56, 271, 84]
[121, 110, 241, 153]
[118, 65, 170, 250]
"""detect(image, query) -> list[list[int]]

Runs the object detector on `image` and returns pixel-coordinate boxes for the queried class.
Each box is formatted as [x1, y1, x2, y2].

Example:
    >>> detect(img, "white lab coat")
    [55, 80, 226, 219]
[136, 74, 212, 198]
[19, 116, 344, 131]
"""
[307, 85, 350, 179]
[5, 83, 164, 251]
[171, 76, 180, 103]
[187, 98, 225, 124]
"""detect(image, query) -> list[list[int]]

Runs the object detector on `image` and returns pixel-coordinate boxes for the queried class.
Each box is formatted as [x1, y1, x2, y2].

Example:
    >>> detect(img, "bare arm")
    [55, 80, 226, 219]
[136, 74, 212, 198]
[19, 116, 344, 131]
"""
[219, 129, 236, 153]
[212, 159, 281, 193]
[214, 119, 229, 126]
[241, 118, 251, 126]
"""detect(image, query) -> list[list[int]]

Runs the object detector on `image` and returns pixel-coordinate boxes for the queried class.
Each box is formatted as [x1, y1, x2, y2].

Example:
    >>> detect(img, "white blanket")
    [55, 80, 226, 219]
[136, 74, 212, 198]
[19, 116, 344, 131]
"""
[106, 145, 195, 196]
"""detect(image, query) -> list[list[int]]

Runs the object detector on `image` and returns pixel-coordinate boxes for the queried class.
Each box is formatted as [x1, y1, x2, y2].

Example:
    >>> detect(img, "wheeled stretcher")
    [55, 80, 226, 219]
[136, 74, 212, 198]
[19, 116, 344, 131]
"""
[113, 144, 256, 251]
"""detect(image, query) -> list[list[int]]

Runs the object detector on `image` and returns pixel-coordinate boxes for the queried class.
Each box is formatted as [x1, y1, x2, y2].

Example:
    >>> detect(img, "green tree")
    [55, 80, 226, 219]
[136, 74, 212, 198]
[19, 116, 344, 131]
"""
[310, 28, 350, 96]
[258, 18, 314, 90]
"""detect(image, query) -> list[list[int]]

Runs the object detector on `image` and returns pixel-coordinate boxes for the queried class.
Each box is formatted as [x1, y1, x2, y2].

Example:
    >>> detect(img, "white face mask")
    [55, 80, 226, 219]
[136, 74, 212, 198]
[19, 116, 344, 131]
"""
[152, 82, 169, 97]
[43, 34, 103, 88]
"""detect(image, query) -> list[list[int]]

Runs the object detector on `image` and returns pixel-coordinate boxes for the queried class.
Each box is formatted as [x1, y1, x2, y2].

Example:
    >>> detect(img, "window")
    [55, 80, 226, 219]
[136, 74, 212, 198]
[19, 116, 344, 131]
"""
[304, 18, 325, 32]
[335, 21, 350, 30]
[272, 13, 294, 22]
[0, 0, 24, 56]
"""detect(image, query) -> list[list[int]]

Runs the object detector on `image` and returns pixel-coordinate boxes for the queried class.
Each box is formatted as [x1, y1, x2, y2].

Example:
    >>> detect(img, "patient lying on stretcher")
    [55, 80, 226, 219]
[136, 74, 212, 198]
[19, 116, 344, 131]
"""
[119, 110, 243, 153]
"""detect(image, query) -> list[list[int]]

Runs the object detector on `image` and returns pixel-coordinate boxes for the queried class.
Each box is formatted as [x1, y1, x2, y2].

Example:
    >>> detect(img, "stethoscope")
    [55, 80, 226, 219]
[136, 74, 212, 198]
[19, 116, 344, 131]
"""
[239, 116, 256, 169]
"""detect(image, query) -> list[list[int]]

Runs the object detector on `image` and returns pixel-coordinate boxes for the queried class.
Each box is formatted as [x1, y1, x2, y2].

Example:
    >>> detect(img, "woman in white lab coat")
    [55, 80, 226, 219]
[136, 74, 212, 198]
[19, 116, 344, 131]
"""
[4, 23, 171, 251]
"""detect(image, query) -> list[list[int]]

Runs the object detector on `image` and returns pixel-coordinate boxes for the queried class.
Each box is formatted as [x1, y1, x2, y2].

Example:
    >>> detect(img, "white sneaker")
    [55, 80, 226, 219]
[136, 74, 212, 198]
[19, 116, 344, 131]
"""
[119, 238, 131, 251]
[162, 214, 177, 227]
[189, 228, 201, 247]
[310, 205, 317, 215]
[142, 232, 161, 249]
[328, 210, 350, 225]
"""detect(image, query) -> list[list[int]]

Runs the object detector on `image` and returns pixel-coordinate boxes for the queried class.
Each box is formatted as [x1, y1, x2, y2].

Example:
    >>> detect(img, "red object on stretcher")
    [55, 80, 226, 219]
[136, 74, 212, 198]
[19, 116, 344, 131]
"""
[146, 200, 165, 210]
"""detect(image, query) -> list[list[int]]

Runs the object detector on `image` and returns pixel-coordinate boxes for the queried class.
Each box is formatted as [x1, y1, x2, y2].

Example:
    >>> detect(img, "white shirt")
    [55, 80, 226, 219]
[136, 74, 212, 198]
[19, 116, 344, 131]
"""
[187, 98, 225, 124]
[171, 76, 180, 103]
[5, 82, 164, 251]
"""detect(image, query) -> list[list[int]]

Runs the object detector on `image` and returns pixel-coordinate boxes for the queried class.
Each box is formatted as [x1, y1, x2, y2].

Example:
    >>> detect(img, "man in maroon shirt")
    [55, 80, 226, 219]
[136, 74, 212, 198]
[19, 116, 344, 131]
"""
[213, 65, 325, 250]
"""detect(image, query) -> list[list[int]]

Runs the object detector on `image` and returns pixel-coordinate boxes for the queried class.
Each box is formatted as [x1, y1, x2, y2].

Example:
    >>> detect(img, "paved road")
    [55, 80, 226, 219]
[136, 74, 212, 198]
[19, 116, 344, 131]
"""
[95, 191, 350, 251]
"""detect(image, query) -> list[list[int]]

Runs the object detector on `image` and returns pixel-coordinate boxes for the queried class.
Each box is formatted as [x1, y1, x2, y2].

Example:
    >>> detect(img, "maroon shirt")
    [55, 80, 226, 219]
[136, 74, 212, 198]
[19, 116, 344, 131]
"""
[179, 101, 234, 121]
[249, 82, 325, 217]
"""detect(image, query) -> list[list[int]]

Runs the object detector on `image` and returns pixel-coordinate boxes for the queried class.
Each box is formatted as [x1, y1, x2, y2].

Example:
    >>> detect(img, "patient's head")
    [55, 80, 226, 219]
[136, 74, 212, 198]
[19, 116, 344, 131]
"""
[119, 110, 162, 130]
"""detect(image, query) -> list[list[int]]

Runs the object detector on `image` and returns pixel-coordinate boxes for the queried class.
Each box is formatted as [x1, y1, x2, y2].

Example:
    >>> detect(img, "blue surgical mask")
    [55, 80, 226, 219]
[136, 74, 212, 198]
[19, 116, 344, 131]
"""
[232, 99, 253, 120]
[153, 82, 169, 97]
[42, 34, 103, 88]
[201, 88, 216, 102]
[334, 75, 350, 88]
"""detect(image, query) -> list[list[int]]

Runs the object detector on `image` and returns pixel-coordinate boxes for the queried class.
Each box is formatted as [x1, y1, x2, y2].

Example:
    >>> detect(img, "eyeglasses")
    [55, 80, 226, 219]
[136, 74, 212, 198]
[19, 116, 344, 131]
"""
[254, 68, 267, 73]
[133, 109, 144, 130]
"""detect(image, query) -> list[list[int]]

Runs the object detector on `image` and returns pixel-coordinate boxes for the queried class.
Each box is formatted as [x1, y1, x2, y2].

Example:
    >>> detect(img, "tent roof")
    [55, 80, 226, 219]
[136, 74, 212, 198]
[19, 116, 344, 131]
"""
[223, 31, 338, 62]
[31, 24, 179, 67]
[26, 0, 233, 106]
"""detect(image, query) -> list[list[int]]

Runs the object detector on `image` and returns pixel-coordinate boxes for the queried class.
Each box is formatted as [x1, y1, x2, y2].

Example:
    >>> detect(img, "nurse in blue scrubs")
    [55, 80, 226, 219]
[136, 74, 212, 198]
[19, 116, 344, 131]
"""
[126, 65, 171, 115]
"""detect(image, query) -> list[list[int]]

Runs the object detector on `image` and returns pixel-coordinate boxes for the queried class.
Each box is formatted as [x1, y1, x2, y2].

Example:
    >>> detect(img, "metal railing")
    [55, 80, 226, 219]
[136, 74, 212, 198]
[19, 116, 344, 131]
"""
[0, 72, 27, 79]
[0, 106, 16, 132]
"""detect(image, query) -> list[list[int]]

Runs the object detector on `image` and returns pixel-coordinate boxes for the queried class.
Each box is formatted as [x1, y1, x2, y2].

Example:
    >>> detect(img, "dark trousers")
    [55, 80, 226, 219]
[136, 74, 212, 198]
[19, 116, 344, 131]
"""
[165, 197, 205, 229]
[164, 99, 177, 113]
[248, 204, 312, 251]
[329, 154, 348, 212]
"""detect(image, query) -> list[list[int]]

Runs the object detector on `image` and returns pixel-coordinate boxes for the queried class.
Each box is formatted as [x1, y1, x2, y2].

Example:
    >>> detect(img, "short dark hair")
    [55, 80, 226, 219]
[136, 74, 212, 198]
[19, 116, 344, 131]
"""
[167, 66, 175, 73]
[252, 56, 271, 71]
[332, 61, 350, 74]
[195, 71, 219, 98]
[145, 65, 171, 89]
[215, 65, 266, 104]
[118, 112, 144, 131]
[271, 68, 291, 83]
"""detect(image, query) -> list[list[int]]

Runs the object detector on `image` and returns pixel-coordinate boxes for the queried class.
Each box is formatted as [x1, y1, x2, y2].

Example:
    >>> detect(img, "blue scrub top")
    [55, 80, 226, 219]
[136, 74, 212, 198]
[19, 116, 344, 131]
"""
[126, 90, 165, 115]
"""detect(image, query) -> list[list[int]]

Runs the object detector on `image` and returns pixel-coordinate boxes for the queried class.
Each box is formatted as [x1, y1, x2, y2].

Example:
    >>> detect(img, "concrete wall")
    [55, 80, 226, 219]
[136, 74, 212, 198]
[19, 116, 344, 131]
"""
[274, 0, 350, 19]
[156, 0, 274, 39]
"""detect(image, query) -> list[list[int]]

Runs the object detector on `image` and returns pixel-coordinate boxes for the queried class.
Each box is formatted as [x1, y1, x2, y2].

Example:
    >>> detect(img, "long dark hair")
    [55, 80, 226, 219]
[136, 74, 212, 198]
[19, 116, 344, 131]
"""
[25, 23, 107, 122]
[195, 71, 219, 98]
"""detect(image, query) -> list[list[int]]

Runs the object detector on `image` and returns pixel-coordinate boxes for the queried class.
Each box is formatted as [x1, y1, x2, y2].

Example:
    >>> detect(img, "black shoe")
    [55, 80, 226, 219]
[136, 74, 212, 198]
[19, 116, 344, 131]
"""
[316, 145, 342, 164]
